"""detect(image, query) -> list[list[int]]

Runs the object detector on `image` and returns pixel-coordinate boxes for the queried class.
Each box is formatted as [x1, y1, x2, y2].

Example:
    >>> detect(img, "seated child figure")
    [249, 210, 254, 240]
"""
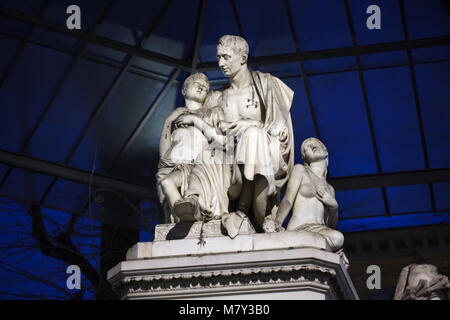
[156, 73, 225, 222]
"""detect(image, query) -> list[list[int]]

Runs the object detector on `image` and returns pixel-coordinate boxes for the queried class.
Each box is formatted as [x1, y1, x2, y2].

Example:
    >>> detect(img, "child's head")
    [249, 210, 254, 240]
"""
[182, 73, 209, 108]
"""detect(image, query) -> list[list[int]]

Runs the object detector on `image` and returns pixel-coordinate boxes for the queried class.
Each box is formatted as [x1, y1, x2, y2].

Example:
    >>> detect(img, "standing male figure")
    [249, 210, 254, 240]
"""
[175, 35, 295, 232]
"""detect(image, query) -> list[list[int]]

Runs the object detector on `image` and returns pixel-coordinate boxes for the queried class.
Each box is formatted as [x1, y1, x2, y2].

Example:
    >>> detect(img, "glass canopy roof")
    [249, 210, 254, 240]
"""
[0, 0, 448, 299]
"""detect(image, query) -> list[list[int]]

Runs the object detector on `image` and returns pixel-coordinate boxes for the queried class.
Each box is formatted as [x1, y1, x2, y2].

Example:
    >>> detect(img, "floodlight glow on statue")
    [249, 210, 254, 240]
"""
[172, 35, 295, 236]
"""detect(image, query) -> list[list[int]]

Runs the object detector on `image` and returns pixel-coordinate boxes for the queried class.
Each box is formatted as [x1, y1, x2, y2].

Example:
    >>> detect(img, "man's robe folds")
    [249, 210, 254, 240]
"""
[233, 70, 295, 196]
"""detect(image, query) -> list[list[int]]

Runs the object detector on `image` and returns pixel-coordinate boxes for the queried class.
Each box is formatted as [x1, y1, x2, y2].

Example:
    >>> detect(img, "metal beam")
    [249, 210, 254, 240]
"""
[2, 142, 450, 198]
[207, 57, 450, 86]
[110, 68, 181, 168]
[191, 0, 208, 73]
[0, 0, 116, 191]
[195, 35, 450, 71]
[230, 0, 245, 38]
[78, 71, 180, 216]
[0, 148, 156, 200]
[2, 5, 448, 73]
[344, 0, 390, 216]
[3, 27, 448, 86]
[0, 191, 148, 230]
[0, 30, 174, 83]
[283, 0, 322, 140]
[1, 147, 448, 195]
[0, 5, 191, 71]
[0, 0, 50, 91]
[38, 0, 173, 204]
[398, 0, 437, 212]
[329, 167, 450, 191]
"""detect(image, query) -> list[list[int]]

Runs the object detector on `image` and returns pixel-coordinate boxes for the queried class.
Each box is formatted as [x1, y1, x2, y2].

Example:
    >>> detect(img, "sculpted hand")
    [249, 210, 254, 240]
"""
[227, 120, 262, 137]
[175, 114, 196, 128]
[167, 108, 187, 122]
[262, 216, 285, 233]
[316, 187, 338, 209]
[278, 127, 288, 143]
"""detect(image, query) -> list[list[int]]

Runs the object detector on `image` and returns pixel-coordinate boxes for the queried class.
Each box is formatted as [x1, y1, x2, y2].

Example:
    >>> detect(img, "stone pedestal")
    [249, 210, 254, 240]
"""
[107, 219, 359, 300]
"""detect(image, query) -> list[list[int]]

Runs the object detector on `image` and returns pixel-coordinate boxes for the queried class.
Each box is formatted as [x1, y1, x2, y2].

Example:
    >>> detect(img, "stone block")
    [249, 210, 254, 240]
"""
[252, 230, 330, 251]
[109, 246, 359, 300]
[151, 234, 254, 257]
[126, 242, 152, 260]
[154, 217, 255, 241]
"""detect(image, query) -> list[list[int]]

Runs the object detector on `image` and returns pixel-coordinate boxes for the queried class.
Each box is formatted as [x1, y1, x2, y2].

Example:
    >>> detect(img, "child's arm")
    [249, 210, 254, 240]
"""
[159, 108, 187, 157]
[176, 114, 226, 146]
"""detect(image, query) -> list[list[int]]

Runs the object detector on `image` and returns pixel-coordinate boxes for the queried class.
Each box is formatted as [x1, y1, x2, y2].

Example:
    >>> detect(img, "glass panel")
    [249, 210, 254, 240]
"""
[363, 66, 426, 172]
[95, 0, 167, 45]
[347, 0, 405, 45]
[335, 188, 386, 219]
[304, 56, 356, 75]
[412, 45, 450, 64]
[338, 211, 450, 232]
[433, 182, 450, 211]
[0, 34, 21, 78]
[32, 27, 82, 53]
[43, 178, 89, 213]
[360, 51, 409, 69]
[0, 0, 46, 15]
[404, 0, 450, 39]
[414, 61, 450, 168]
[0, 164, 8, 182]
[68, 72, 169, 174]
[0, 17, 32, 38]
[133, 0, 200, 75]
[236, 0, 296, 56]
[281, 77, 317, 164]
[288, 0, 353, 51]
[307, 71, 378, 176]
[27, 58, 119, 165]
[42, 0, 110, 31]
[118, 83, 180, 185]
[0, 168, 54, 203]
[199, 0, 240, 62]
[143, 0, 199, 60]
[85, 43, 128, 64]
[0, 43, 73, 153]
[255, 62, 300, 79]
[386, 184, 432, 214]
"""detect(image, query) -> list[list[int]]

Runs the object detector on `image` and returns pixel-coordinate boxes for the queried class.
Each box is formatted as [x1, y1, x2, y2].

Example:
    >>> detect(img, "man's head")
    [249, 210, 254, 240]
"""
[216, 35, 249, 78]
[301, 137, 328, 165]
[182, 73, 209, 106]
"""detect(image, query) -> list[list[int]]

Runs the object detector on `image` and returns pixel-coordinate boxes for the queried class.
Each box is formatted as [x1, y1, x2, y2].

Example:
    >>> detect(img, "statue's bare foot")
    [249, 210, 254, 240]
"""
[222, 211, 246, 239]
[174, 196, 201, 222]
[262, 216, 284, 233]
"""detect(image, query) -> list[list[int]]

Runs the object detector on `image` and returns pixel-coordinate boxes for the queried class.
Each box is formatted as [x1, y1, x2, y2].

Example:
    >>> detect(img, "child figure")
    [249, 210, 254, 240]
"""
[156, 73, 225, 223]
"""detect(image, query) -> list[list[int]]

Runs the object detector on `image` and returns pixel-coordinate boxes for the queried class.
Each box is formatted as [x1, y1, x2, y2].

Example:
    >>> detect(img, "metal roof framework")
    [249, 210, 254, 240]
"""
[0, 0, 448, 229]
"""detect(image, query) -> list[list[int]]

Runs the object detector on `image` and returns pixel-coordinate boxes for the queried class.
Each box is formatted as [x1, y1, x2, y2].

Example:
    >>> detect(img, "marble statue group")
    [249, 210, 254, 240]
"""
[156, 35, 344, 252]
[112, 35, 448, 301]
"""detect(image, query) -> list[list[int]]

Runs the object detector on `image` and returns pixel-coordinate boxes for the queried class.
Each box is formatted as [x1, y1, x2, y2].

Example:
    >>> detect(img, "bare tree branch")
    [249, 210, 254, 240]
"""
[26, 204, 101, 289]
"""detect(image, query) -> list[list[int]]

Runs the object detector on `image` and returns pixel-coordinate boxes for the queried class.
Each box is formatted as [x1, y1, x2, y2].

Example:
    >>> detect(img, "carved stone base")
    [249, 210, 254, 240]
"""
[108, 226, 359, 300]
[154, 217, 255, 241]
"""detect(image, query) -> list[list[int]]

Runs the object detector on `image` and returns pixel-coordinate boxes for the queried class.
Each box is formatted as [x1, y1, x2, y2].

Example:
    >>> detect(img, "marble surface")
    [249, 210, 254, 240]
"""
[126, 228, 330, 260]
[109, 244, 357, 300]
